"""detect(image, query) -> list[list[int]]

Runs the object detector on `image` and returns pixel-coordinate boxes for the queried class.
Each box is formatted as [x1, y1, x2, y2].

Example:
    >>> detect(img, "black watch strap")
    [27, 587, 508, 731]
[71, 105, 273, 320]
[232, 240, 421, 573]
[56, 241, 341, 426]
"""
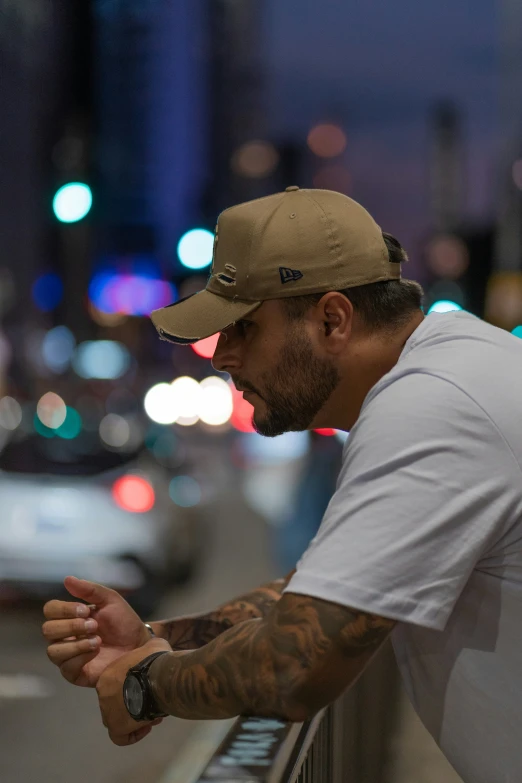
[126, 651, 170, 720]
[132, 651, 168, 672]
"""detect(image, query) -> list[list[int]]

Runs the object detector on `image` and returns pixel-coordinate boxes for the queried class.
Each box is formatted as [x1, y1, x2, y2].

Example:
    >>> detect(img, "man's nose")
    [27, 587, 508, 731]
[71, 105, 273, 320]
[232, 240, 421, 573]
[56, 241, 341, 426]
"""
[211, 332, 242, 373]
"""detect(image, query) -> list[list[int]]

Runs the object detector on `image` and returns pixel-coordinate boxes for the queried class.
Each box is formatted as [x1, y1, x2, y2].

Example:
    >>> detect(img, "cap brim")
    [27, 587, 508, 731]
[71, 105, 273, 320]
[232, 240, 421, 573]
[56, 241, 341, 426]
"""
[150, 289, 261, 344]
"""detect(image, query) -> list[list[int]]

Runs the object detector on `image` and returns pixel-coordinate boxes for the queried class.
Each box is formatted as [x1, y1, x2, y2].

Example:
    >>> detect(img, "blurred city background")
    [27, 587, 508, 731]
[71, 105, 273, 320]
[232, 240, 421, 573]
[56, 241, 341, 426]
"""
[1, 0, 520, 781]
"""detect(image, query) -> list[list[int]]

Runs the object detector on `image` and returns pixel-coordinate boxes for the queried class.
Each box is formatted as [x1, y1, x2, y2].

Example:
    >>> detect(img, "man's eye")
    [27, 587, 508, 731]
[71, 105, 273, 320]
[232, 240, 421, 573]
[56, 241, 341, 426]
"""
[238, 320, 253, 333]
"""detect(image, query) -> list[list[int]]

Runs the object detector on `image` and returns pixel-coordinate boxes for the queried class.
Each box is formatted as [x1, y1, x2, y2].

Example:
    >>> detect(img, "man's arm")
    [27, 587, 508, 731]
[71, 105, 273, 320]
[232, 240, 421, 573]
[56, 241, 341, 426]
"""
[148, 570, 296, 650]
[148, 591, 396, 722]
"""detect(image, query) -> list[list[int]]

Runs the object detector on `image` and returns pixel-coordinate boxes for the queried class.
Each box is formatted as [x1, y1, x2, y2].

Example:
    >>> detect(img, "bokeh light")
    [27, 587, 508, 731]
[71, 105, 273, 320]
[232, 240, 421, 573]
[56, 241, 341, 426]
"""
[144, 383, 178, 425]
[34, 414, 55, 439]
[42, 326, 76, 373]
[198, 376, 233, 426]
[89, 272, 176, 316]
[52, 182, 92, 223]
[191, 333, 219, 359]
[99, 414, 131, 448]
[73, 340, 131, 380]
[32, 273, 63, 312]
[427, 300, 463, 314]
[36, 392, 67, 429]
[0, 397, 22, 430]
[425, 235, 469, 279]
[231, 140, 279, 178]
[229, 382, 255, 433]
[55, 407, 82, 439]
[171, 376, 201, 425]
[307, 123, 347, 158]
[149, 429, 186, 468]
[169, 476, 202, 507]
[485, 272, 522, 330]
[112, 475, 155, 513]
[177, 229, 214, 270]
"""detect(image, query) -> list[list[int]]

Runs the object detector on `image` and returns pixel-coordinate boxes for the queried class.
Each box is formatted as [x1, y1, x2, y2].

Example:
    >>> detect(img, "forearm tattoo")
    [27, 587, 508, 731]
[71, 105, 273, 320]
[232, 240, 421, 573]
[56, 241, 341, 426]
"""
[157, 573, 294, 650]
[149, 592, 396, 722]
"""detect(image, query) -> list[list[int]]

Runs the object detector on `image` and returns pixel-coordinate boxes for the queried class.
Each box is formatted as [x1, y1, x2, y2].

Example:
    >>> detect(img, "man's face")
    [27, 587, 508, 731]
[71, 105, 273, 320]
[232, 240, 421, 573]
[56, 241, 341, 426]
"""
[212, 300, 340, 437]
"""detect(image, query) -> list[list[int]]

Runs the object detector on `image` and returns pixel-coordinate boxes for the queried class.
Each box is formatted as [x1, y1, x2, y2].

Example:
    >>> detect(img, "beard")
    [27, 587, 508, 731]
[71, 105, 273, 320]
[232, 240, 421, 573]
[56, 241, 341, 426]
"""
[240, 327, 341, 438]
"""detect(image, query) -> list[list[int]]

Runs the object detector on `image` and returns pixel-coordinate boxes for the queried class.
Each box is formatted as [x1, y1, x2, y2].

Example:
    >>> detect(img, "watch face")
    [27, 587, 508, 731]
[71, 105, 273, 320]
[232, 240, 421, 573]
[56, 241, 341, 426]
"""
[124, 675, 144, 719]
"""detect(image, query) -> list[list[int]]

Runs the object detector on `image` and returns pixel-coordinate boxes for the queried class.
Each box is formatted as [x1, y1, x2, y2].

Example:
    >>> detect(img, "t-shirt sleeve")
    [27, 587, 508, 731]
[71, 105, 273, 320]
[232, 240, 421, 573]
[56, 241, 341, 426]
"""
[284, 372, 519, 630]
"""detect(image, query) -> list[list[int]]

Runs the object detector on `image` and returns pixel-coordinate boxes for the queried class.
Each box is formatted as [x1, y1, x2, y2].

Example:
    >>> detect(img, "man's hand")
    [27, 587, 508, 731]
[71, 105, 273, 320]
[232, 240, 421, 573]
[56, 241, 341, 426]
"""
[43, 576, 153, 688]
[96, 637, 173, 746]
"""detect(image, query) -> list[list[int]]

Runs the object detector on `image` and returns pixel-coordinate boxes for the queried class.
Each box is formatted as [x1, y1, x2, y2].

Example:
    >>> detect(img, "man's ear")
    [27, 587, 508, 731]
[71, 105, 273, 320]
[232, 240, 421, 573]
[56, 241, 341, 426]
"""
[317, 292, 353, 351]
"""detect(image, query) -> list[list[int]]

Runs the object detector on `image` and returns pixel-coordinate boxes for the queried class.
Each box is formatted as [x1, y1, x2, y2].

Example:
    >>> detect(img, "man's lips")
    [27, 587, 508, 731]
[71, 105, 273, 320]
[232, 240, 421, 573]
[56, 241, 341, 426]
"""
[236, 387, 260, 400]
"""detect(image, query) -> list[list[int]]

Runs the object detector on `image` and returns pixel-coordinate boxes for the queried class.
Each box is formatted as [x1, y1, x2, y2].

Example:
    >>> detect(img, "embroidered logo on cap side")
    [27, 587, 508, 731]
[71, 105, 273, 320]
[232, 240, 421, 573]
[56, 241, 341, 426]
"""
[279, 267, 304, 284]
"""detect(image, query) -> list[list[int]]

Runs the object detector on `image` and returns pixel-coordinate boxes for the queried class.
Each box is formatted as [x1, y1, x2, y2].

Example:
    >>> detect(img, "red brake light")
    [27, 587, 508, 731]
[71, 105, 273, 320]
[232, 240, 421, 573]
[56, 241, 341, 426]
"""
[112, 476, 155, 513]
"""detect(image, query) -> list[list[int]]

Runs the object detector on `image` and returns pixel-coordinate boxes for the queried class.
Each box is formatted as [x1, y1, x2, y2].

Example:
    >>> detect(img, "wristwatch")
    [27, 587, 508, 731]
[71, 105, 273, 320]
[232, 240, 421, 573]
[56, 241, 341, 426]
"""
[123, 652, 170, 721]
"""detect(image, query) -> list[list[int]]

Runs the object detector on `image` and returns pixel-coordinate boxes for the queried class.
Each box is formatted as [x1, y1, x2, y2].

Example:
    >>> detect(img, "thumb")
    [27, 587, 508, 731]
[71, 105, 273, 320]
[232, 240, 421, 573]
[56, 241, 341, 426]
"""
[64, 576, 116, 607]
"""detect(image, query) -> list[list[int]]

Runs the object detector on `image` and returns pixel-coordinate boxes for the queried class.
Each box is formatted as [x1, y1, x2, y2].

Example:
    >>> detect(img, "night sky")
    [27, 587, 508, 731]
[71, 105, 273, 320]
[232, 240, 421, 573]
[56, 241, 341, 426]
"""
[265, 0, 498, 280]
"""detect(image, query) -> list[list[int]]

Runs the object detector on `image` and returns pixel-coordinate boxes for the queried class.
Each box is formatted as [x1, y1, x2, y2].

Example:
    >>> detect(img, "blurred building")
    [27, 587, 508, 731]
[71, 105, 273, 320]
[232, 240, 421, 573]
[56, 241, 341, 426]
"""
[0, 1, 66, 316]
[201, 0, 268, 218]
[93, 0, 209, 271]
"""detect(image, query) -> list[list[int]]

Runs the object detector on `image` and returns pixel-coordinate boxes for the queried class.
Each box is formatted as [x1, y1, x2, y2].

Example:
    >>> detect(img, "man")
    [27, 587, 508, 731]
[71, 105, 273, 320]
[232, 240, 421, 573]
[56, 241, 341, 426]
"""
[43, 187, 522, 782]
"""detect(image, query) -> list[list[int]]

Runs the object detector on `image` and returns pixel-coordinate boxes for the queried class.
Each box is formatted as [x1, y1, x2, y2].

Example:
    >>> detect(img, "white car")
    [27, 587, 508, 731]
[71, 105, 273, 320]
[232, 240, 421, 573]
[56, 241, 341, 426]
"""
[0, 433, 206, 615]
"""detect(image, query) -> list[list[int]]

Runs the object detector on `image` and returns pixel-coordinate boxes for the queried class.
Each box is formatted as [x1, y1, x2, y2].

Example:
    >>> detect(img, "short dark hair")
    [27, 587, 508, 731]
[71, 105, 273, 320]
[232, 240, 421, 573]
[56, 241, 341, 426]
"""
[282, 232, 424, 333]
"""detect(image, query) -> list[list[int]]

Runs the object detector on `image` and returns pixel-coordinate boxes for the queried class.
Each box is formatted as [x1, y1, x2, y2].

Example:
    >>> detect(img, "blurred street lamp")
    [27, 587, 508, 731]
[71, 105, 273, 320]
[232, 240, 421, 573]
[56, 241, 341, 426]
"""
[52, 182, 92, 223]
[177, 228, 214, 270]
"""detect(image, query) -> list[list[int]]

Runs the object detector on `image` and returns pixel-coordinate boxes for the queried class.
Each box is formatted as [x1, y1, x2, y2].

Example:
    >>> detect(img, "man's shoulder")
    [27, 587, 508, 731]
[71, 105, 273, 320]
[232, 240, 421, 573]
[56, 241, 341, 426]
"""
[350, 369, 494, 460]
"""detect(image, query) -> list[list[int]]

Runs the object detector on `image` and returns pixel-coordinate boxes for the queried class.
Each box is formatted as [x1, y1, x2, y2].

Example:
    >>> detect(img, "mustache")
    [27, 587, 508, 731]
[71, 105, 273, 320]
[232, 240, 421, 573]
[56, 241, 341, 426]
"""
[232, 378, 261, 397]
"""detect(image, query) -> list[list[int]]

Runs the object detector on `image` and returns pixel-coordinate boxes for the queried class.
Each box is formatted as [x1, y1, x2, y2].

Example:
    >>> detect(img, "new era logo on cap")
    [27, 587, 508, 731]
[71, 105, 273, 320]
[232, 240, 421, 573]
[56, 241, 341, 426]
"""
[279, 266, 303, 284]
[151, 187, 400, 345]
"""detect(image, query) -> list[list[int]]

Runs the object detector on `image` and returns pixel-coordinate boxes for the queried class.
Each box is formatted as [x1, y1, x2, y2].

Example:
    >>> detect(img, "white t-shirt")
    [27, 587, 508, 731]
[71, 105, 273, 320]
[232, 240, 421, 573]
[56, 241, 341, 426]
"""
[285, 311, 522, 783]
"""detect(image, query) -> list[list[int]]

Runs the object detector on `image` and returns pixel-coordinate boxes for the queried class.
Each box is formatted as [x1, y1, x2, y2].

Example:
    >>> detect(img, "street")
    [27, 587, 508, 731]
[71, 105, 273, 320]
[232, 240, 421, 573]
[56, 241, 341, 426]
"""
[0, 484, 276, 783]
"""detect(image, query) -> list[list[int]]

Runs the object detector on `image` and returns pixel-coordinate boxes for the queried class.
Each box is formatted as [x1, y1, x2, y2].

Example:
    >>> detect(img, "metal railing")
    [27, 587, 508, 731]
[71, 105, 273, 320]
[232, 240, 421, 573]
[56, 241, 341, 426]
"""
[194, 645, 398, 783]
[193, 639, 400, 783]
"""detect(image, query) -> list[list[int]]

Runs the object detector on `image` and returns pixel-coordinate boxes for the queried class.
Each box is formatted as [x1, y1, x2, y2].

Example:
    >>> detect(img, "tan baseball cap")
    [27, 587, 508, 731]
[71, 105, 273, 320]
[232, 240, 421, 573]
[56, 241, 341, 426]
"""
[150, 186, 401, 344]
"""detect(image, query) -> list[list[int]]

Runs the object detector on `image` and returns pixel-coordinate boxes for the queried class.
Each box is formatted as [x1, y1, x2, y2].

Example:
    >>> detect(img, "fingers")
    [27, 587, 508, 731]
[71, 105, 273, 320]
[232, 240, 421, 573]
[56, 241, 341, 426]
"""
[47, 636, 101, 666]
[63, 576, 116, 608]
[59, 651, 100, 686]
[108, 721, 162, 746]
[109, 726, 151, 746]
[43, 599, 92, 621]
[42, 617, 98, 642]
